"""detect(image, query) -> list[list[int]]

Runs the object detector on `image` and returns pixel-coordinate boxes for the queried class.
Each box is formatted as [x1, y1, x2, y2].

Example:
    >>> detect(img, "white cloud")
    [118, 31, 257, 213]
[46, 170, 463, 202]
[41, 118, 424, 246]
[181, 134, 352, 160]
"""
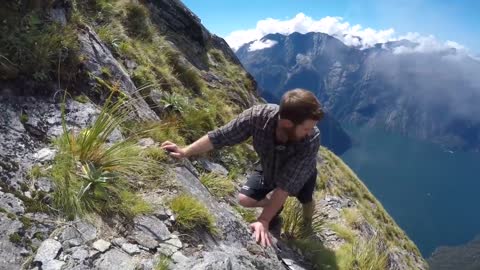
[225, 13, 470, 56]
[248, 39, 278, 51]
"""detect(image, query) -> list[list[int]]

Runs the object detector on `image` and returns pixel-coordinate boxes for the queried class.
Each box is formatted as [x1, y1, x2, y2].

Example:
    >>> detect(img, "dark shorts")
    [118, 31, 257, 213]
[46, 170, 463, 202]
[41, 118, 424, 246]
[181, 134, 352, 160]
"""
[239, 168, 317, 204]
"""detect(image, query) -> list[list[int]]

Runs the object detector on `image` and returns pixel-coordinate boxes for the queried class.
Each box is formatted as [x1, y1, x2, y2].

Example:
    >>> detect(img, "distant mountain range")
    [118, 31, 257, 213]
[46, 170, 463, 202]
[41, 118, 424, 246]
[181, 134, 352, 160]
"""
[237, 32, 480, 151]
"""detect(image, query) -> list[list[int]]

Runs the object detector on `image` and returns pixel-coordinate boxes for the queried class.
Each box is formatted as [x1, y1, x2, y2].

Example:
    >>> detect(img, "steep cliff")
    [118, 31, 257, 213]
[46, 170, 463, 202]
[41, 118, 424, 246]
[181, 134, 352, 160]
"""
[0, 1, 426, 269]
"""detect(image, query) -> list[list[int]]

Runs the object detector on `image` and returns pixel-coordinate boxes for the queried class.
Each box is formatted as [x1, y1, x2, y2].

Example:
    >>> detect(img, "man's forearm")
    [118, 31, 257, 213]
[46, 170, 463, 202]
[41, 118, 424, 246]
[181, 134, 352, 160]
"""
[183, 135, 214, 157]
[257, 188, 289, 224]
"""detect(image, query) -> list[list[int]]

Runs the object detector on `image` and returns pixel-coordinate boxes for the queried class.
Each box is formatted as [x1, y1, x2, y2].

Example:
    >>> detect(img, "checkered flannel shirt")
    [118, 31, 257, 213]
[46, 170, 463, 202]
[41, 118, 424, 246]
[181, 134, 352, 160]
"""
[207, 104, 320, 195]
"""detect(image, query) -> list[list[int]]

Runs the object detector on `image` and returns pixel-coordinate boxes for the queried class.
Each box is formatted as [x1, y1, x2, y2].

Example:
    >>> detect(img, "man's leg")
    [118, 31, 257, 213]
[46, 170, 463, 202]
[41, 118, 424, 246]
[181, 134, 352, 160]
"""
[296, 171, 317, 234]
[238, 169, 272, 208]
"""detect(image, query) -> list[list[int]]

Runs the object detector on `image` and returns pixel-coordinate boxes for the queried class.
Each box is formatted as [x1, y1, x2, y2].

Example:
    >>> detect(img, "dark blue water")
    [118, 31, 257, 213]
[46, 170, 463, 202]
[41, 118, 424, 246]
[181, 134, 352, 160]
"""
[340, 124, 480, 257]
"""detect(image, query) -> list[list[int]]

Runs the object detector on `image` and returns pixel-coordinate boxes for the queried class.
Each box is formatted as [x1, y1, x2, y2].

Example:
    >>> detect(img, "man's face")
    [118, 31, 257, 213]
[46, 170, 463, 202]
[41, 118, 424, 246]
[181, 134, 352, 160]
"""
[284, 119, 318, 142]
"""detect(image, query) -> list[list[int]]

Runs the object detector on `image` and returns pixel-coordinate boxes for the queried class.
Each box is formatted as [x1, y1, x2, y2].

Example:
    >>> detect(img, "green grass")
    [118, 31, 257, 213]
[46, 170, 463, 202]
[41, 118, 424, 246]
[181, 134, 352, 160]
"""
[20, 113, 29, 124]
[199, 172, 235, 198]
[19, 216, 33, 229]
[125, 2, 154, 40]
[139, 118, 186, 146]
[142, 147, 168, 162]
[7, 212, 17, 220]
[232, 205, 257, 223]
[28, 165, 43, 180]
[9, 233, 22, 244]
[169, 194, 218, 235]
[281, 198, 325, 239]
[336, 238, 388, 270]
[154, 255, 171, 270]
[50, 95, 156, 220]
[288, 239, 338, 269]
[74, 95, 90, 104]
[0, 4, 79, 84]
[328, 223, 356, 244]
[342, 208, 361, 229]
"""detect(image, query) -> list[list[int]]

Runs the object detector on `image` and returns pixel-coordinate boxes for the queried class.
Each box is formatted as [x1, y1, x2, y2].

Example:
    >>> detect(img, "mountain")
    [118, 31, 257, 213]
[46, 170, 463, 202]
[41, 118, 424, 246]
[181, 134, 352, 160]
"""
[0, 0, 425, 269]
[236, 32, 480, 152]
[428, 235, 480, 270]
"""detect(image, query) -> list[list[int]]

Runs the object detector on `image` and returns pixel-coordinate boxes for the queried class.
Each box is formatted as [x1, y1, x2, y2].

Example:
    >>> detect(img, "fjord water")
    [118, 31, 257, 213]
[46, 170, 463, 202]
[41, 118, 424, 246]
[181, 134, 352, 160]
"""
[340, 124, 480, 257]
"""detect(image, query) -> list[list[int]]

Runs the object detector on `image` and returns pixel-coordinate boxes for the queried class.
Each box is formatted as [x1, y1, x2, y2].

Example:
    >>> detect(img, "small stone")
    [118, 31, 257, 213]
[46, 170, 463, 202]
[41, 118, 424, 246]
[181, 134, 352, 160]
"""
[89, 249, 100, 258]
[24, 191, 32, 199]
[33, 148, 57, 162]
[158, 243, 180, 257]
[71, 247, 89, 261]
[42, 260, 65, 270]
[92, 239, 111, 252]
[34, 239, 62, 265]
[112, 237, 127, 247]
[138, 138, 156, 148]
[164, 236, 182, 249]
[35, 177, 54, 193]
[121, 243, 141, 255]
[0, 191, 25, 214]
[171, 251, 188, 264]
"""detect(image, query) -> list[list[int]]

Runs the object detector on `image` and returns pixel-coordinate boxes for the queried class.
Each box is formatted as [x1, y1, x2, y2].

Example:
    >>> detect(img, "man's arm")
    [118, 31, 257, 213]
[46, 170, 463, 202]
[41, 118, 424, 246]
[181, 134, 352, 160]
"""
[161, 134, 214, 158]
[257, 188, 288, 224]
[161, 106, 256, 158]
[250, 187, 289, 247]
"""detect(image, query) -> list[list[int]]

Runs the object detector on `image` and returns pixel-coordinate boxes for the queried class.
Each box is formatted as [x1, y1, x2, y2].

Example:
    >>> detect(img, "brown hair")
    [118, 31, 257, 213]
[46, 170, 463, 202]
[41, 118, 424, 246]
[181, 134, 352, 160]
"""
[279, 88, 324, 125]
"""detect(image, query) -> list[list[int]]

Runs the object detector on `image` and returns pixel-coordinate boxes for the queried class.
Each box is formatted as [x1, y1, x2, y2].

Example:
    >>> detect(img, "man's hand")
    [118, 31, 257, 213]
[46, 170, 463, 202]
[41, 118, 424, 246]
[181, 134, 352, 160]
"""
[250, 220, 272, 247]
[161, 141, 187, 159]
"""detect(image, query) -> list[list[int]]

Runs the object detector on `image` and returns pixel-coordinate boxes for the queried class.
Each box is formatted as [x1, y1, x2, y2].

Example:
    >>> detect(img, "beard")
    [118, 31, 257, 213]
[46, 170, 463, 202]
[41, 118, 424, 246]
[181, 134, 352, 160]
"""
[283, 126, 300, 142]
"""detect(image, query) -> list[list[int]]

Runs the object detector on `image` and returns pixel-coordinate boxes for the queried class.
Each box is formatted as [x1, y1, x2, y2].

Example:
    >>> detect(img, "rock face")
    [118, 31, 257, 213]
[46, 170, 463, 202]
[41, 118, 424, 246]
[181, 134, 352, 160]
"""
[237, 32, 480, 152]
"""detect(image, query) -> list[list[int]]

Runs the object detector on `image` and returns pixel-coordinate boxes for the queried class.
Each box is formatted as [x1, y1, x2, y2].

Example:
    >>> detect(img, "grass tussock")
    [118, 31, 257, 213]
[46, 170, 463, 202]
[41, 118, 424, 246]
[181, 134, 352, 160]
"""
[281, 197, 324, 239]
[199, 172, 235, 198]
[51, 95, 156, 220]
[169, 194, 217, 235]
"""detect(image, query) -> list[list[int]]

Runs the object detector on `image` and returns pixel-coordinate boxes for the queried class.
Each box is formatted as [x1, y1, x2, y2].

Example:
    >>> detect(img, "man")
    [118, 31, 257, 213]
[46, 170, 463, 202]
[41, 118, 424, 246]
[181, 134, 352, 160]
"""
[161, 88, 323, 247]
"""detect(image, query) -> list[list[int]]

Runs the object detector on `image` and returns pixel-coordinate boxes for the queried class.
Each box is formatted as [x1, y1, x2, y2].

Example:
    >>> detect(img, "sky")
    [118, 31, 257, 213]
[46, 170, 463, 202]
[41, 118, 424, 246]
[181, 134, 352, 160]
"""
[181, 0, 479, 54]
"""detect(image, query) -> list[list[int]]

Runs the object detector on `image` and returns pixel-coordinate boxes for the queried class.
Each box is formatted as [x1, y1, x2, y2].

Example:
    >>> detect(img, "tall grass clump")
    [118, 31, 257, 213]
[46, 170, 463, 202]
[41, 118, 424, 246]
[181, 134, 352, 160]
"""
[51, 94, 155, 220]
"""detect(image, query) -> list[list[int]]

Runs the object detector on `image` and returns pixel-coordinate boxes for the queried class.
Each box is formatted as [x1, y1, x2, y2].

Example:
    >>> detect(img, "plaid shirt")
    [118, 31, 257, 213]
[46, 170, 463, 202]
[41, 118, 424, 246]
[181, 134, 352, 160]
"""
[207, 104, 320, 195]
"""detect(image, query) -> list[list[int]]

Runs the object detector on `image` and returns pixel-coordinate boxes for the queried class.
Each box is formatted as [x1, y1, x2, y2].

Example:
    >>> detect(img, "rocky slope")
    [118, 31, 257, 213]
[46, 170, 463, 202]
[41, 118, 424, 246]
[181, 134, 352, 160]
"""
[236, 32, 480, 152]
[0, 0, 426, 269]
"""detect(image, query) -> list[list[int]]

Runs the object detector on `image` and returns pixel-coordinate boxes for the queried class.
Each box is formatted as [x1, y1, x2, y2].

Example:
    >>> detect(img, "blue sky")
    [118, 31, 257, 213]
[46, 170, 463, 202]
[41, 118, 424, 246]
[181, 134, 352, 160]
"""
[182, 0, 479, 54]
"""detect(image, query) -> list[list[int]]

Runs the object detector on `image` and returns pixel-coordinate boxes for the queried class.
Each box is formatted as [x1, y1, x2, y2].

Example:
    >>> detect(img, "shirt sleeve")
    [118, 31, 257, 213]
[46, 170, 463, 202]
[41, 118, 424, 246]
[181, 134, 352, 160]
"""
[276, 135, 321, 195]
[207, 106, 255, 149]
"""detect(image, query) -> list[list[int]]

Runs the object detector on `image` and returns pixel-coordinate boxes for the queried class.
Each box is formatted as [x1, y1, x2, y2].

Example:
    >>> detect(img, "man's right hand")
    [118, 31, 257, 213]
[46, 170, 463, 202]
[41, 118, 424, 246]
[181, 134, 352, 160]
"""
[161, 141, 187, 159]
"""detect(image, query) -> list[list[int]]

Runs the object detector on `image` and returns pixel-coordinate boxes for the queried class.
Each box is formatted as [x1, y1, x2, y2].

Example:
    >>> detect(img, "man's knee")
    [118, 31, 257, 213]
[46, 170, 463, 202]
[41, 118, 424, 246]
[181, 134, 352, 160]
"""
[238, 193, 258, 207]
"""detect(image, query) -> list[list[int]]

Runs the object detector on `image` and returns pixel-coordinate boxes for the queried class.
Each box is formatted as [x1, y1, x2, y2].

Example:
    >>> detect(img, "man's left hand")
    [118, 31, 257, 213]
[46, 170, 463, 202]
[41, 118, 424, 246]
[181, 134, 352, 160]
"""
[249, 220, 272, 247]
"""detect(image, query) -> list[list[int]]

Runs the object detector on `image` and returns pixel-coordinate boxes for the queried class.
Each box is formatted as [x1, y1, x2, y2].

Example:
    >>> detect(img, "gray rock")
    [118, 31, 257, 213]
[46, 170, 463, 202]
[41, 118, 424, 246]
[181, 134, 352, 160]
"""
[111, 237, 128, 247]
[41, 259, 65, 270]
[70, 247, 89, 261]
[130, 215, 171, 249]
[158, 242, 180, 257]
[0, 213, 24, 268]
[33, 148, 57, 162]
[171, 251, 188, 264]
[35, 177, 54, 193]
[24, 191, 32, 198]
[76, 221, 97, 243]
[0, 191, 25, 214]
[165, 236, 182, 248]
[121, 243, 141, 255]
[34, 239, 62, 265]
[139, 258, 155, 270]
[172, 245, 285, 270]
[77, 26, 158, 121]
[94, 248, 135, 270]
[196, 158, 228, 176]
[138, 138, 156, 148]
[174, 166, 253, 247]
[93, 239, 111, 252]
[48, 8, 67, 26]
